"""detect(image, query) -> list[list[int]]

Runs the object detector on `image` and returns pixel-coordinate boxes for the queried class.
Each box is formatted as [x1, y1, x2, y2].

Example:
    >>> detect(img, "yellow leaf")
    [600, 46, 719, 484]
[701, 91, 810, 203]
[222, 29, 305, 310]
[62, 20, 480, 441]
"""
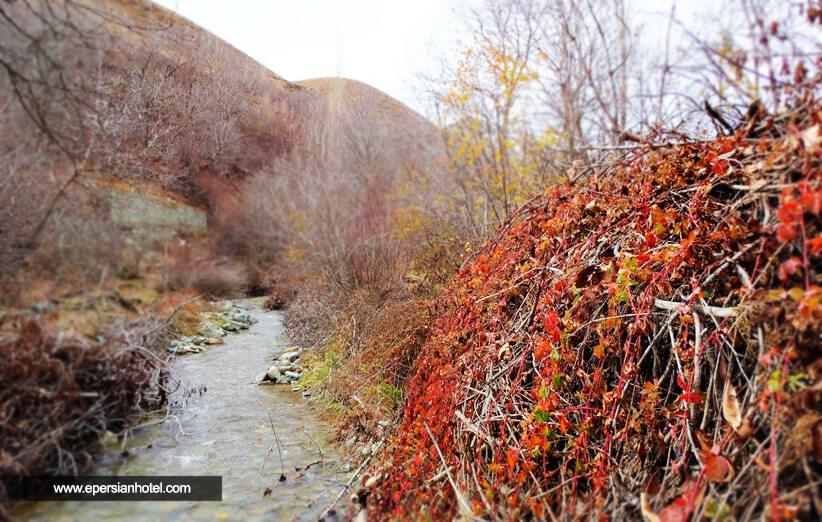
[722, 381, 742, 433]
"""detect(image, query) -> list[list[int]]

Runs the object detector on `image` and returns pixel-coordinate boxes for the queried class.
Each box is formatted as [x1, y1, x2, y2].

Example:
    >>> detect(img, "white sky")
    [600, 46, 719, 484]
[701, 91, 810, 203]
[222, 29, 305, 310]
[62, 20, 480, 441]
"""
[154, 0, 470, 114]
[153, 1, 714, 116]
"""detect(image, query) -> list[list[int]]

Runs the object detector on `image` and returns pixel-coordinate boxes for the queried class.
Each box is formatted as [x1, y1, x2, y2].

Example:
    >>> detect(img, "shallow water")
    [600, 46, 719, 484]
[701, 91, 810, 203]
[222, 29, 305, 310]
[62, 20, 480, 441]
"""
[15, 305, 350, 521]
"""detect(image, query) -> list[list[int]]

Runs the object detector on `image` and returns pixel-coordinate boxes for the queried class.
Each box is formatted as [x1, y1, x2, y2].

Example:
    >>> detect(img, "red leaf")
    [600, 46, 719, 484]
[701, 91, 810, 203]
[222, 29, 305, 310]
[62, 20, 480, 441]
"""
[676, 373, 689, 392]
[678, 391, 703, 405]
[777, 256, 803, 282]
[809, 236, 822, 255]
[659, 497, 689, 522]
[542, 310, 561, 343]
[776, 223, 797, 243]
[711, 160, 729, 175]
[778, 200, 802, 224]
[801, 189, 822, 215]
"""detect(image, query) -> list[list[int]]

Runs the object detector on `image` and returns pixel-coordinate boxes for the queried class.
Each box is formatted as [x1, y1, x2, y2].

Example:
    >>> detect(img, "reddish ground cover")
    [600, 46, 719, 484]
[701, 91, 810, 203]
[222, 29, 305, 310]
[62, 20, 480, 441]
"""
[368, 107, 822, 520]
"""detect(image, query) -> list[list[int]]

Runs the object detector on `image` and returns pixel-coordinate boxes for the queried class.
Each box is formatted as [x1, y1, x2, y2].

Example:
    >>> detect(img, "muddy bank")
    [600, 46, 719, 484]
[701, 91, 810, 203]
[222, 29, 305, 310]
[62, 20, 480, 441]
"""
[14, 304, 351, 521]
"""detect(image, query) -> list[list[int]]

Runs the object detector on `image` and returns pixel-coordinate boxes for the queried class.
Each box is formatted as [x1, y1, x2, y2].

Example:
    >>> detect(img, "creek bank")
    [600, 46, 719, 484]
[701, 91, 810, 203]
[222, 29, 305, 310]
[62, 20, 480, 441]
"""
[13, 303, 353, 521]
[167, 303, 256, 354]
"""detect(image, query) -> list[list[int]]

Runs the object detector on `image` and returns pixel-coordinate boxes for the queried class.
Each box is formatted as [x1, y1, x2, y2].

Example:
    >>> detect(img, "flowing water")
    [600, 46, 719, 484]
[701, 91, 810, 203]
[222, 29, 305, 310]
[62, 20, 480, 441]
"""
[15, 304, 351, 521]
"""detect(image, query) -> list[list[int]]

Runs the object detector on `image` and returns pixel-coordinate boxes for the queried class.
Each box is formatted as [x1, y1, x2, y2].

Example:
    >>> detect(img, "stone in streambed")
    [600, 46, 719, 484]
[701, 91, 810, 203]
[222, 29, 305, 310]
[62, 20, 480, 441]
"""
[280, 351, 300, 362]
[284, 371, 302, 380]
[168, 340, 201, 354]
[266, 366, 282, 380]
[228, 308, 254, 325]
[199, 322, 226, 339]
[221, 321, 239, 332]
[222, 319, 249, 332]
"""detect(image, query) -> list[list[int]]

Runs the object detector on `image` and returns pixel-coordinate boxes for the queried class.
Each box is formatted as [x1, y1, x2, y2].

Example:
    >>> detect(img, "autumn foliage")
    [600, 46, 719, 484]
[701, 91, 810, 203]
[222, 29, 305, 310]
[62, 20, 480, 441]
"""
[366, 108, 822, 519]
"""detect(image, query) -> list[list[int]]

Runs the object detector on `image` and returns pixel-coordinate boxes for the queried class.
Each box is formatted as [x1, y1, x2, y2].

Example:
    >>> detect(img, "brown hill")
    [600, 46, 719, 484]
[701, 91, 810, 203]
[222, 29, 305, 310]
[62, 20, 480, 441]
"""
[298, 77, 431, 126]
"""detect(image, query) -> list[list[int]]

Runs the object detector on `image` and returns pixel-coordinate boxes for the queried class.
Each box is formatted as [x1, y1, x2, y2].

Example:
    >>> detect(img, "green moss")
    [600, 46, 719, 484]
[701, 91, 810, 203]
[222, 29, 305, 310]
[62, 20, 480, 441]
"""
[375, 382, 404, 413]
[299, 345, 341, 388]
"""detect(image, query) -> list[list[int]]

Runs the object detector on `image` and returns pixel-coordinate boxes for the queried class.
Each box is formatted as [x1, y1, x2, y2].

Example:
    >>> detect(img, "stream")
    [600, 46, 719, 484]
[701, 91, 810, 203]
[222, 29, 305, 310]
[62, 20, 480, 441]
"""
[14, 303, 351, 521]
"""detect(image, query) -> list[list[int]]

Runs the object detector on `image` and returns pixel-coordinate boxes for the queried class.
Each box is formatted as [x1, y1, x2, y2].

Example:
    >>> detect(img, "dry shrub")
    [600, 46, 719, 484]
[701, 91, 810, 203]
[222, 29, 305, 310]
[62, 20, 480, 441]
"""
[299, 295, 430, 442]
[160, 243, 249, 298]
[0, 157, 52, 280]
[368, 104, 822, 519]
[284, 279, 341, 349]
[186, 263, 248, 297]
[342, 298, 430, 401]
[0, 0, 303, 291]
[0, 316, 172, 511]
[150, 293, 216, 337]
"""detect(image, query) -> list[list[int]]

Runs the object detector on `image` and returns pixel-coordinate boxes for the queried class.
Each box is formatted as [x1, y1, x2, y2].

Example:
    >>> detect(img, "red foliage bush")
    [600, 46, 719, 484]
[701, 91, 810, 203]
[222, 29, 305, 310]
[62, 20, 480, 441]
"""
[367, 111, 822, 519]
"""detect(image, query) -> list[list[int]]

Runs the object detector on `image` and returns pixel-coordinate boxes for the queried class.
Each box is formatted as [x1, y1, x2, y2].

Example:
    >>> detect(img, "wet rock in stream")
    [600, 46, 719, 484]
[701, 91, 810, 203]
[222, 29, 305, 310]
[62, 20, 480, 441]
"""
[266, 365, 282, 380]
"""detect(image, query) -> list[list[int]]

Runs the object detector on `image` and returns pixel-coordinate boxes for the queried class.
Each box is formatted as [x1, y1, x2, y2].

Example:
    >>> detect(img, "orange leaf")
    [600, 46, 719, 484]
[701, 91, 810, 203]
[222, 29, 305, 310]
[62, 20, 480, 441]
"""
[701, 451, 735, 482]
[808, 236, 822, 255]
[695, 430, 712, 452]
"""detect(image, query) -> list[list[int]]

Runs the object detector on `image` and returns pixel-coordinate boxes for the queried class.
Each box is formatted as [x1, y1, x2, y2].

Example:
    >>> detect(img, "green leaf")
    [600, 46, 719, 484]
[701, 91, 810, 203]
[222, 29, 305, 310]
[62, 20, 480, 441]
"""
[551, 373, 564, 389]
[534, 409, 551, 423]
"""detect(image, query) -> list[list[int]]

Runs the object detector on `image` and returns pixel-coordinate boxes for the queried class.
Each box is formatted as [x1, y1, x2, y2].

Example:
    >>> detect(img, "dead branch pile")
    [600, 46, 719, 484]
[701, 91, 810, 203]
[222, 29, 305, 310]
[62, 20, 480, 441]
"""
[0, 316, 172, 510]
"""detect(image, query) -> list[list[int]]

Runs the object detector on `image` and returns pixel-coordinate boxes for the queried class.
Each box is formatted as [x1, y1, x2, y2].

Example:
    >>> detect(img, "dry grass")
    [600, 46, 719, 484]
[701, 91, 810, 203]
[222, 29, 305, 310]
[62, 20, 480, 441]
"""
[292, 292, 431, 443]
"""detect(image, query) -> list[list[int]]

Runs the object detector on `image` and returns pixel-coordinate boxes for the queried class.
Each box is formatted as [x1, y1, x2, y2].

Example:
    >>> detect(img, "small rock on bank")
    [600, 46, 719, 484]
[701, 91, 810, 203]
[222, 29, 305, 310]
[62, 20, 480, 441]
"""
[258, 348, 306, 386]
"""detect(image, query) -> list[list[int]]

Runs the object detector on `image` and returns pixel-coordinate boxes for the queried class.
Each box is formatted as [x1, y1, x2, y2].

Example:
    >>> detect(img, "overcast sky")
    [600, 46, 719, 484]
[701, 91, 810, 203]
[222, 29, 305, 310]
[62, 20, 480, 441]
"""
[154, 0, 471, 114]
[153, 1, 710, 116]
